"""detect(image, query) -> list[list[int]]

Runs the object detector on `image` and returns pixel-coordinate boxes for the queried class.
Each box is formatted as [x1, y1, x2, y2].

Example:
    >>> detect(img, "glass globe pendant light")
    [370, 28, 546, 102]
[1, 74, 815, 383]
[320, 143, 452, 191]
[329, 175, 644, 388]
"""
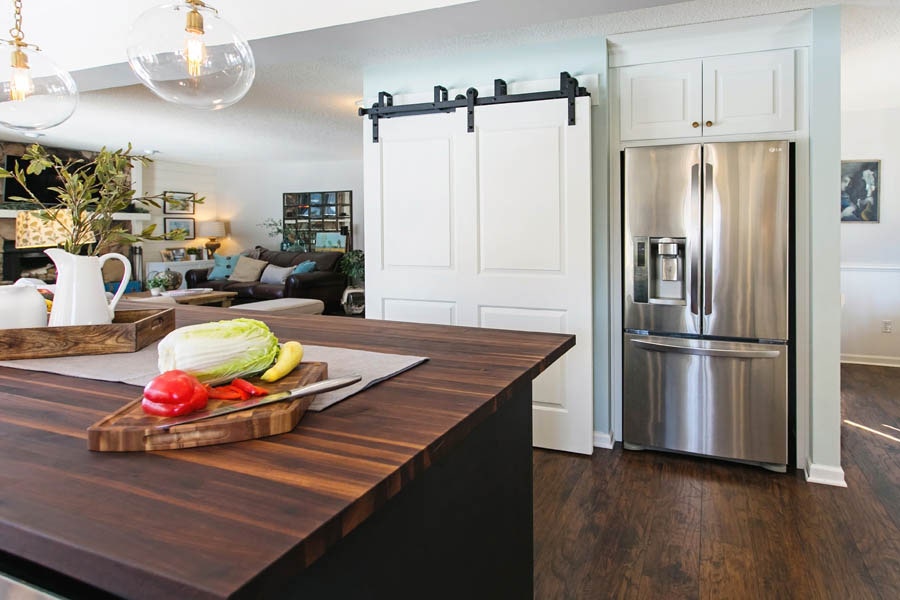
[0, 0, 78, 131]
[127, 0, 255, 110]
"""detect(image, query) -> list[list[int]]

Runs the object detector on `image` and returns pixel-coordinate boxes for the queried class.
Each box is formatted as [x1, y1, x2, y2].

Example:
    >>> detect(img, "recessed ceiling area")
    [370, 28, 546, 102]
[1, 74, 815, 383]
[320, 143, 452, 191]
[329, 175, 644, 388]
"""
[0, 0, 896, 165]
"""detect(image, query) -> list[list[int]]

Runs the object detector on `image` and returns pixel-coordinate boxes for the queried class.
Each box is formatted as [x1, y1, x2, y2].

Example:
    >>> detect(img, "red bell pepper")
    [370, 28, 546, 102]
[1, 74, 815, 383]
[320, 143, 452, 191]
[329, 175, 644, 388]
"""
[142, 370, 208, 416]
[141, 397, 198, 417]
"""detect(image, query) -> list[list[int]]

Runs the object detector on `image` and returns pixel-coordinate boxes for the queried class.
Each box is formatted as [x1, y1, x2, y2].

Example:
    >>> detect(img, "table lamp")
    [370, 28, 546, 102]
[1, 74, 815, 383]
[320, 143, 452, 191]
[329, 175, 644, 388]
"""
[197, 220, 226, 256]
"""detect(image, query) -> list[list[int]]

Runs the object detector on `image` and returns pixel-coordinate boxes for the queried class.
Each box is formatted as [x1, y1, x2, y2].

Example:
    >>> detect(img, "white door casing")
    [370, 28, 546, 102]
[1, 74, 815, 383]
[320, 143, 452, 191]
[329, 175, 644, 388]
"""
[364, 95, 593, 454]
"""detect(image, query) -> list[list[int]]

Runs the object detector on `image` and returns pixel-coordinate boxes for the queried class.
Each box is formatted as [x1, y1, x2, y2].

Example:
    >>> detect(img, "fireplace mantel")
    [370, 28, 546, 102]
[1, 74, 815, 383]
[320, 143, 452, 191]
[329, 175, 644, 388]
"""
[0, 210, 151, 223]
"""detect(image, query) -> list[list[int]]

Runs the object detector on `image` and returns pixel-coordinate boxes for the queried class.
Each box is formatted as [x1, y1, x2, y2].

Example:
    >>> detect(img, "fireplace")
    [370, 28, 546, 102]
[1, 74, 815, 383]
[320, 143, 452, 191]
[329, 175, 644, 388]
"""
[2, 240, 56, 283]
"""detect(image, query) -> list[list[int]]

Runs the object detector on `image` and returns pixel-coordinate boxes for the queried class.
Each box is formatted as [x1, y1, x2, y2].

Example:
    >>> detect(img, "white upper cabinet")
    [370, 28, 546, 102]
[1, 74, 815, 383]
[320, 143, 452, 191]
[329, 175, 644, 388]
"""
[702, 49, 795, 136]
[618, 49, 796, 141]
[619, 59, 702, 141]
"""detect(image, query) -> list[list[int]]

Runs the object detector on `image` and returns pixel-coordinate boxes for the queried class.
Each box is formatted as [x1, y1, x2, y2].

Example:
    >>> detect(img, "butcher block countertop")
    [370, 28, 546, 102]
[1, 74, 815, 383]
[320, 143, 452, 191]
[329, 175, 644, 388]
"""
[0, 304, 574, 599]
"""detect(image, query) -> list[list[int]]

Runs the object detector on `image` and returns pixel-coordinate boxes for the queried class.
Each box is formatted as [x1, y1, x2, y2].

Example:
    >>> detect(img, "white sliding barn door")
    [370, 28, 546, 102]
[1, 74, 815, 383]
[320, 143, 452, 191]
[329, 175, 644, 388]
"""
[364, 96, 593, 455]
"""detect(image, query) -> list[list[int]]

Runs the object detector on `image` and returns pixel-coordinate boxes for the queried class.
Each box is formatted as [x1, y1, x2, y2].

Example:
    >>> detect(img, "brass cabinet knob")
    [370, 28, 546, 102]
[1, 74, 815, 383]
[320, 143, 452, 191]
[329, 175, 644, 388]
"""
[705, 120, 713, 127]
[692, 121, 700, 128]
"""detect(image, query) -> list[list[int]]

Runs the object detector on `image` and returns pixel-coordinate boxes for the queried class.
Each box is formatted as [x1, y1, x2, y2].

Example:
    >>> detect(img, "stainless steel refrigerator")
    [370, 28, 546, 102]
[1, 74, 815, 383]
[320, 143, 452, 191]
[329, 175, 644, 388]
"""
[622, 141, 791, 469]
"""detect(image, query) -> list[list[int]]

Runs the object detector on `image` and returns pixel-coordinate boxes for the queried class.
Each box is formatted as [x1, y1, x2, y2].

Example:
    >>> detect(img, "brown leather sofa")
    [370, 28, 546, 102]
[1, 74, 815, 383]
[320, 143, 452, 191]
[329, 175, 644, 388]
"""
[185, 246, 347, 313]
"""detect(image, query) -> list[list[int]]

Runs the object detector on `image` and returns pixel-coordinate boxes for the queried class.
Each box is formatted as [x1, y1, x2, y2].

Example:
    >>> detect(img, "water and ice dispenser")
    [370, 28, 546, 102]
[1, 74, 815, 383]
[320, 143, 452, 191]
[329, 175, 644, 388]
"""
[632, 237, 686, 304]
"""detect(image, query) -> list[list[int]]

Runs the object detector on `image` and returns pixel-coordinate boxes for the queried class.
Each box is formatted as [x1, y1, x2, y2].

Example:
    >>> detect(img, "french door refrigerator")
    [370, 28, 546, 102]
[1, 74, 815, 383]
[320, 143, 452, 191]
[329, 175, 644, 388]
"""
[622, 141, 791, 470]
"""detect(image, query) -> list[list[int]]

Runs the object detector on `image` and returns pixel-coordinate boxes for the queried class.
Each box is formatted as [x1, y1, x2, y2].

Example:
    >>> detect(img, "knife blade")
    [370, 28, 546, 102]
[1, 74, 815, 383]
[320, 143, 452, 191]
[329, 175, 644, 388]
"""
[154, 375, 362, 430]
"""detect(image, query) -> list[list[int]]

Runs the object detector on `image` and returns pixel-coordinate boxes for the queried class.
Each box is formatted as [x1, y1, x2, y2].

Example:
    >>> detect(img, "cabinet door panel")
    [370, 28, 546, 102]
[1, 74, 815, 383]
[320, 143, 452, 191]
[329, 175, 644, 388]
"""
[618, 59, 702, 141]
[702, 49, 795, 136]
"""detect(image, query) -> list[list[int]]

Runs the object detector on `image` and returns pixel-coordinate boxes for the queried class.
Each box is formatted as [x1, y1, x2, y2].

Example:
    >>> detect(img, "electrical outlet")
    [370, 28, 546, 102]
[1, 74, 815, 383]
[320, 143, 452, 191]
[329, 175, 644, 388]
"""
[883, 320, 893, 334]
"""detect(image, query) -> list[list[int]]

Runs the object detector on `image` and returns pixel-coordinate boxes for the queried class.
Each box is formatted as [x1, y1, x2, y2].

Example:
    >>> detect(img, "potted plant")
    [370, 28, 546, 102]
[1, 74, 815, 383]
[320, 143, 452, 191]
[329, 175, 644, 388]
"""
[146, 273, 168, 296]
[338, 249, 365, 287]
[186, 247, 203, 261]
[257, 218, 289, 250]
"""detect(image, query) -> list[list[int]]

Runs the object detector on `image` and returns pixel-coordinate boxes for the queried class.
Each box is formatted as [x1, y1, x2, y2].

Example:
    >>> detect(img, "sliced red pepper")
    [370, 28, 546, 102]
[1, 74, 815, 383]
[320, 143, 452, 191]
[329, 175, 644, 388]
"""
[206, 385, 244, 401]
[141, 397, 197, 417]
[230, 385, 251, 400]
[231, 378, 270, 397]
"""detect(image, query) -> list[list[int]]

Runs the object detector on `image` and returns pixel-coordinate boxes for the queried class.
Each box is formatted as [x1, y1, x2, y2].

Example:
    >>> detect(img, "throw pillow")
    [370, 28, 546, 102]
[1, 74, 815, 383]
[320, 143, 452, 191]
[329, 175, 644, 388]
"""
[292, 260, 317, 274]
[208, 254, 239, 280]
[228, 256, 268, 282]
[260, 263, 295, 285]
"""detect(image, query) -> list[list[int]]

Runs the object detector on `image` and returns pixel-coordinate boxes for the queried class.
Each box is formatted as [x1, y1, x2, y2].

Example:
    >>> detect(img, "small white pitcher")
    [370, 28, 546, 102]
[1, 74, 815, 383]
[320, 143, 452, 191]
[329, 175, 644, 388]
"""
[45, 248, 132, 327]
[0, 285, 48, 329]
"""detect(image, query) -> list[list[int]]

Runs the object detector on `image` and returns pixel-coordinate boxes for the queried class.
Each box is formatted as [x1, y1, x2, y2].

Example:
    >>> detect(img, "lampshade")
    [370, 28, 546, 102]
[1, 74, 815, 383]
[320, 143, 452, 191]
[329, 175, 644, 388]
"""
[15, 209, 94, 248]
[126, 1, 255, 110]
[197, 220, 226, 238]
[0, 1, 78, 131]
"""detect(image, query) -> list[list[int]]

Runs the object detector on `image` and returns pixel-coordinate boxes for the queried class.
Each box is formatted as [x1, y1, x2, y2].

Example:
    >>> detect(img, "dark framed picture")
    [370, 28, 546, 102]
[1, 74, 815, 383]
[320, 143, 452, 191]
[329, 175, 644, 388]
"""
[164, 217, 196, 240]
[841, 160, 880, 222]
[163, 191, 196, 214]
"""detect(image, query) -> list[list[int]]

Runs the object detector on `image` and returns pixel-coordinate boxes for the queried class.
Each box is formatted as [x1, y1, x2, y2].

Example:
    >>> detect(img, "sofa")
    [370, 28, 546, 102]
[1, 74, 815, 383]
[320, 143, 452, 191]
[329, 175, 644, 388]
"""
[185, 246, 347, 313]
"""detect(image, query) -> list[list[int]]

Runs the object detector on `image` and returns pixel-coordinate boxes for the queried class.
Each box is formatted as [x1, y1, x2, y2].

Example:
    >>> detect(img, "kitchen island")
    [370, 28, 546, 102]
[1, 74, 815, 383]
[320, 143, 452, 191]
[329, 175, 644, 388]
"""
[0, 304, 574, 599]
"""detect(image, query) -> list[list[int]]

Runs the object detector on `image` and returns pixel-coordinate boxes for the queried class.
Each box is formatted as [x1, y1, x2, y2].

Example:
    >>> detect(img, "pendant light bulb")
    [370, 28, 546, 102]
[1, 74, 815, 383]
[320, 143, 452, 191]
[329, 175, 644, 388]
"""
[127, 1, 255, 111]
[185, 33, 207, 77]
[184, 6, 206, 78]
[9, 50, 34, 101]
[0, 1, 78, 131]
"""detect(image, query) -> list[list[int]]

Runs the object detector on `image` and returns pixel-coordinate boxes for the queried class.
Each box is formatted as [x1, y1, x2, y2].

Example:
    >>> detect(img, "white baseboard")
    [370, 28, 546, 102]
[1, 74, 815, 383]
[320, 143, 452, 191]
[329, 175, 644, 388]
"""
[593, 431, 615, 449]
[841, 354, 900, 368]
[804, 460, 847, 487]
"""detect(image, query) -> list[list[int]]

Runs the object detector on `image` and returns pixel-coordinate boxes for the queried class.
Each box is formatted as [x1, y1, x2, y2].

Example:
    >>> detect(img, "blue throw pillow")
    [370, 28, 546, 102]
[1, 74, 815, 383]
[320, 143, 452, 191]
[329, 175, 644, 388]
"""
[208, 254, 239, 280]
[292, 260, 317, 274]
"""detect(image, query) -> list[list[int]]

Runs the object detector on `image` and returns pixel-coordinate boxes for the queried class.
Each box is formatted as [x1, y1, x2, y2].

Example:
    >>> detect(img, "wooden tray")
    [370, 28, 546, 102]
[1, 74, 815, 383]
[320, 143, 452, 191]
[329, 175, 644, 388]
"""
[0, 308, 175, 360]
[87, 362, 326, 452]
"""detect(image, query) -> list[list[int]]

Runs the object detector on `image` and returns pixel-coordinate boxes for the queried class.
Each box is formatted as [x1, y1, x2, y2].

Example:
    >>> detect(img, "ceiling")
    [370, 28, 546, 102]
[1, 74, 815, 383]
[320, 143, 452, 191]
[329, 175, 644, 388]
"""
[0, 0, 897, 166]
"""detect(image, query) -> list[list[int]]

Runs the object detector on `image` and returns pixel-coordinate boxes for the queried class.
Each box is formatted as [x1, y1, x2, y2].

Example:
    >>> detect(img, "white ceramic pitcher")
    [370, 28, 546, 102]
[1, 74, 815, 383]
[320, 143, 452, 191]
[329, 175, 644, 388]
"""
[0, 285, 48, 329]
[46, 248, 132, 327]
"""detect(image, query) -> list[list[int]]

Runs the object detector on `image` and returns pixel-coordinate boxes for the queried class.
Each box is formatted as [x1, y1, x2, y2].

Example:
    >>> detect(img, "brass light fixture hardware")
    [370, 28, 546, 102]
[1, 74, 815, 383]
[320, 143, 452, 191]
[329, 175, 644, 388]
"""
[0, 0, 78, 130]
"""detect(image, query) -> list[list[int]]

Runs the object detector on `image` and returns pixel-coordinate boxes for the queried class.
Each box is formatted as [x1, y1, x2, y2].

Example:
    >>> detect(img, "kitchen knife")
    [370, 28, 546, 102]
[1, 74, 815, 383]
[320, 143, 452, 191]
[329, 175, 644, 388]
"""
[154, 375, 362, 430]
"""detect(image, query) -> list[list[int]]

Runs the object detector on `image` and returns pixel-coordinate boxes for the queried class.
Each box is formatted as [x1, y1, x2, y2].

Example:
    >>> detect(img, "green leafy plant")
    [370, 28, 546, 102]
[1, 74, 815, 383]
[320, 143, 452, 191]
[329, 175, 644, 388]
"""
[257, 218, 283, 239]
[147, 273, 168, 290]
[338, 249, 365, 284]
[186, 247, 203, 257]
[0, 143, 201, 255]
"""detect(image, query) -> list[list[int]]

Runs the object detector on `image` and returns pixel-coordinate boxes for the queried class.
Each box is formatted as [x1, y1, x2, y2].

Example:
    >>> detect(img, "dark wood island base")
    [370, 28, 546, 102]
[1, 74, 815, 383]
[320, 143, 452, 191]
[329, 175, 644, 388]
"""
[0, 305, 571, 599]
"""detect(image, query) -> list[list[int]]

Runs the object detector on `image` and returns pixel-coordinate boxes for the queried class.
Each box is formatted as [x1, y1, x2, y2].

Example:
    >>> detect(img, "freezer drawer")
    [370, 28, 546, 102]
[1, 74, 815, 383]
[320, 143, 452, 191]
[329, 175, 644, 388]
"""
[623, 334, 787, 465]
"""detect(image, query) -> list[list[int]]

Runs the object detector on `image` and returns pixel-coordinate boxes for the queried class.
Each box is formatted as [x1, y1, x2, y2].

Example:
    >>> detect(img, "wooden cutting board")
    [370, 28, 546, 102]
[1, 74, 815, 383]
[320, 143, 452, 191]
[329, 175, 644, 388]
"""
[87, 362, 326, 452]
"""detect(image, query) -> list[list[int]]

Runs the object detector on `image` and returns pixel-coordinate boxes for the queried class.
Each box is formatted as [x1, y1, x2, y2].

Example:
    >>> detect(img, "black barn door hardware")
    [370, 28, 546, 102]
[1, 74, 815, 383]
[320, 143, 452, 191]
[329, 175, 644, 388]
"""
[359, 71, 589, 142]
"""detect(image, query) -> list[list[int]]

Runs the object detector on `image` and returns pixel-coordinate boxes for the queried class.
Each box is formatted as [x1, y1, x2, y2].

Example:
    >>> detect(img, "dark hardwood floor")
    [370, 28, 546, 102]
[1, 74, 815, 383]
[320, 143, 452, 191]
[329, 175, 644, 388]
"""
[533, 364, 900, 599]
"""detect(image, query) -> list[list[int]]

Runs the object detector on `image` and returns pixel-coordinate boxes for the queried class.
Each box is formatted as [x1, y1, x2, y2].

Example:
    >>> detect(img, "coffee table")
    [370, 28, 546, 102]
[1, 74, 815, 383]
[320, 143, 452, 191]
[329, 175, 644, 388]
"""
[126, 290, 238, 307]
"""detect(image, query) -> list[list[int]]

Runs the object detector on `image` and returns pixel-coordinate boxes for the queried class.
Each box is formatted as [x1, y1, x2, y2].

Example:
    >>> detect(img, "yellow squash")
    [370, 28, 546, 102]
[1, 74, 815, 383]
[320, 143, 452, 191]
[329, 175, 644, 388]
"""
[260, 341, 304, 382]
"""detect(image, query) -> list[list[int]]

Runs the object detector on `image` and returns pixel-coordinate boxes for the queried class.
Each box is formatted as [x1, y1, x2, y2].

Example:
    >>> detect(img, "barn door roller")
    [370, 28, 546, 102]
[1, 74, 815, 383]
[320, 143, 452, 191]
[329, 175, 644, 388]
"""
[359, 71, 589, 142]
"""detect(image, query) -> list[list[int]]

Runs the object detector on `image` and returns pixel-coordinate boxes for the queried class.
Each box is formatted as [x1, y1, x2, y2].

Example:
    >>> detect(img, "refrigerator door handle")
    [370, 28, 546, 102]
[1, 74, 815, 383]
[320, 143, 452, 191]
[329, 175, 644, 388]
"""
[690, 163, 701, 318]
[631, 338, 781, 359]
[704, 162, 714, 317]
